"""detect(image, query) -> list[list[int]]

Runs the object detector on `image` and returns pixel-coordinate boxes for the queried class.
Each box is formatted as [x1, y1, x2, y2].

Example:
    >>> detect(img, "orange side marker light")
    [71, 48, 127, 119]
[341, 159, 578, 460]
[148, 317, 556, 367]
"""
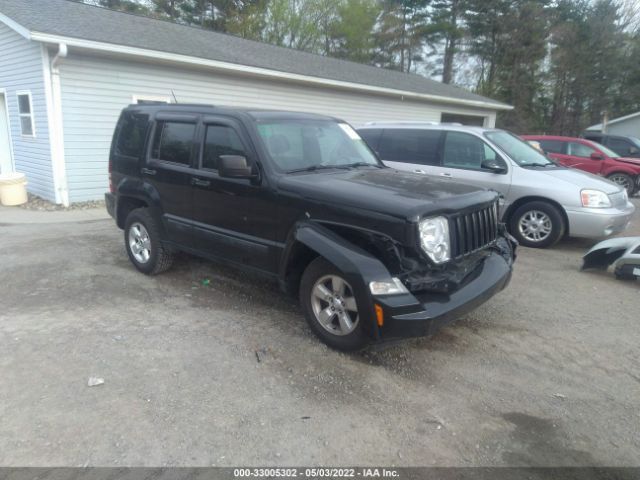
[374, 304, 384, 327]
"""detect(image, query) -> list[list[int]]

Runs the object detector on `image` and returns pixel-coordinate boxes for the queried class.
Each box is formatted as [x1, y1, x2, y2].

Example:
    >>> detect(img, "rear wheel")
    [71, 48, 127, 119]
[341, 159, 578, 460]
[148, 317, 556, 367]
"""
[509, 201, 565, 248]
[300, 257, 368, 351]
[607, 173, 634, 195]
[124, 208, 174, 275]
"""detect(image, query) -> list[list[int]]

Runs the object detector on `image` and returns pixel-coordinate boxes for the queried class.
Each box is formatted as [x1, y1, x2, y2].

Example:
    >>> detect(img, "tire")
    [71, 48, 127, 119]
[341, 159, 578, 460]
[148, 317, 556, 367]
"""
[299, 257, 369, 351]
[124, 208, 174, 275]
[607, 173, 635, 196]
[509, 201, 565, 248]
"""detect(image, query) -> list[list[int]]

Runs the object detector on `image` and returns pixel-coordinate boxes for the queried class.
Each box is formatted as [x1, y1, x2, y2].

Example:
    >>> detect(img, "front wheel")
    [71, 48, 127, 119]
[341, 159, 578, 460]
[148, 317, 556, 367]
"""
[509, 201, 565, 248]
[299, 258, 368, 351]
[607, 173, 635, 196]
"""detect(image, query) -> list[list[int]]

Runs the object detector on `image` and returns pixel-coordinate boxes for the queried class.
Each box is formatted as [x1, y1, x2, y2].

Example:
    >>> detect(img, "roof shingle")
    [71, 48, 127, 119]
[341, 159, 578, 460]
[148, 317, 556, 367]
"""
[0, 0, 510, 109]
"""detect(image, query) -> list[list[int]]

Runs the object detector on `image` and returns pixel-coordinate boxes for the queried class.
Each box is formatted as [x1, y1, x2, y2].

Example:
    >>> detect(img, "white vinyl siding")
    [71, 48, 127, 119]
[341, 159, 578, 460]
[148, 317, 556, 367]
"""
[606, 117, 640, 137]
[59, 52, 497, 202]
[0, 23, 54, 200]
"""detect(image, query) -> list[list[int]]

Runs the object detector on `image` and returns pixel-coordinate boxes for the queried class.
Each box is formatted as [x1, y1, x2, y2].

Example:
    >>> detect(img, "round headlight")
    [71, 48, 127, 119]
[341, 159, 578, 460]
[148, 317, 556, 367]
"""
[419, 216, 450, 264]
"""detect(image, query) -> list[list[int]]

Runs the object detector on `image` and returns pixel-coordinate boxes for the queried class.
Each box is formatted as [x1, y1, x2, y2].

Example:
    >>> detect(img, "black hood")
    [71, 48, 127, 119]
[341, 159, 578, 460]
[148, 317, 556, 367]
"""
[277, 168, 498, 220]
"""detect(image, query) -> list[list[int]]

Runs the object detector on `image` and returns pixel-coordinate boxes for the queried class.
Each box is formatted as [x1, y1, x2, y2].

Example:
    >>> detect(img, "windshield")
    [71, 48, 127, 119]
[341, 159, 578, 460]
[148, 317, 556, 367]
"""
[591, 141, 622, 158]
[256, 120, 380, 172]
[485, 130, 556, 167]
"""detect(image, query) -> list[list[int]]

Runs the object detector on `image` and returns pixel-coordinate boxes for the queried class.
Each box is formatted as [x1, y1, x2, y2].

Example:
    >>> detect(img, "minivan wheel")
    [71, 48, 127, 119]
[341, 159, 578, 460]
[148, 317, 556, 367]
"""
[300, 257, 368, 351]
[124, 208, 174, 275]
[607, 173, 634, 195]
[509, 201, 565, 248]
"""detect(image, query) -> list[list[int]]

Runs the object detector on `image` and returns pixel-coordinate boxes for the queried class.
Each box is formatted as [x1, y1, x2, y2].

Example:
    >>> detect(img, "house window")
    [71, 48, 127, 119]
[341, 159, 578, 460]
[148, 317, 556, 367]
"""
[132, 95, 171, 105]
[17, 92, 35, 137]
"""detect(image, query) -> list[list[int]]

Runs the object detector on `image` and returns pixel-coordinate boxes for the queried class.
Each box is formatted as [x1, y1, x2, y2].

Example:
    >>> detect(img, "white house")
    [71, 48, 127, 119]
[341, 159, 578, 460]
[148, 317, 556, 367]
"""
[0, 0, 511, 205]
[586, 111, 640, 138]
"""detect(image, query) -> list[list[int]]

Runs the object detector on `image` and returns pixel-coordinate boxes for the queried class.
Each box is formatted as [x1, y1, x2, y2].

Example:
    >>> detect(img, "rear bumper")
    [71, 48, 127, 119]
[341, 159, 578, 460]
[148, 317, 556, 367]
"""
[105, 192, 116, 220]
[373, 250, 513, 340]
[566, 202, 635, 238]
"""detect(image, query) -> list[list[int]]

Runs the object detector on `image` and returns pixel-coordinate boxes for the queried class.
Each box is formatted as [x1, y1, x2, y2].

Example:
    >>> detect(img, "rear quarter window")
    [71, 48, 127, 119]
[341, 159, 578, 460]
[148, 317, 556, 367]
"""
[115, 112, 149, 158]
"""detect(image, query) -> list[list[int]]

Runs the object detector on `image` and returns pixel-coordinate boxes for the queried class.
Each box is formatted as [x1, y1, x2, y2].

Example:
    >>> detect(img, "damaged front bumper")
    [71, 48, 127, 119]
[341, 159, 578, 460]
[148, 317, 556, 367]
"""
[372, 235, 516, 340]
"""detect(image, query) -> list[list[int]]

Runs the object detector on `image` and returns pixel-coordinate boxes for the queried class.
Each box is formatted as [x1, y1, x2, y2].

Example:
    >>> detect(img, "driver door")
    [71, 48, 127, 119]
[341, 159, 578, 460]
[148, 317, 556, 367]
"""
[190, 117, 276, 273]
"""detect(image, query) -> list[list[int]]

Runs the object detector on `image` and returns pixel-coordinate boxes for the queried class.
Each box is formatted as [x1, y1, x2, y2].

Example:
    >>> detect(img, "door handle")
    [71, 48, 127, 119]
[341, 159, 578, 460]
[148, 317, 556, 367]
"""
[414, 169, 426, 174]
[192, 178, 211, 187]
[141, 167, 157, 176]
[440, 172, 452, 177]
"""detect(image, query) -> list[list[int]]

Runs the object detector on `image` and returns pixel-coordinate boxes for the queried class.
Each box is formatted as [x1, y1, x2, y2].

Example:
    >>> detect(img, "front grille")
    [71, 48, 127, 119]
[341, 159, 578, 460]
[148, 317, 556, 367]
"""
[451, 202, 499, 258]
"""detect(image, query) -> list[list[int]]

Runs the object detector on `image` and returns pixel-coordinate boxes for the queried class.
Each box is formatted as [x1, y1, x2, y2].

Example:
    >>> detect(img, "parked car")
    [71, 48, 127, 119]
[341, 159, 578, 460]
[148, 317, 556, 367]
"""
[524, 135, 640, 195]
[359, 124, 635, 249]
[582, 132, 640, 159]
[106, 105, 516, 351]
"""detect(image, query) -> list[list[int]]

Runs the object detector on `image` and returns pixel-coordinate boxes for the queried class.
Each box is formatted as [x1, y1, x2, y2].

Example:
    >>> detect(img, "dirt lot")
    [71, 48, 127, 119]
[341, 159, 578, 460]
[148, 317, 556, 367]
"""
[0, 200, 638, 467]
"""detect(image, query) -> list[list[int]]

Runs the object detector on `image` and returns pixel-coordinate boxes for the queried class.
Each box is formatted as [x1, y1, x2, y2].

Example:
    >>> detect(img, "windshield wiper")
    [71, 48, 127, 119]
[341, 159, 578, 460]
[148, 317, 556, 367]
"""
[342, 162, 383, 169]
[521, 162, 553, 168]
[287, 164, 351, 174]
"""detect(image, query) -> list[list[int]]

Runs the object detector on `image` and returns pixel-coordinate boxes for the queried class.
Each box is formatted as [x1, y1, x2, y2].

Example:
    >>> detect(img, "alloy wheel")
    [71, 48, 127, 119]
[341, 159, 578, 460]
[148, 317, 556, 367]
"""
[518, 210, 552, 243]
[128, 222, 152, 264]
[608, 174, 633, 194]
[310, 275, 359, 336]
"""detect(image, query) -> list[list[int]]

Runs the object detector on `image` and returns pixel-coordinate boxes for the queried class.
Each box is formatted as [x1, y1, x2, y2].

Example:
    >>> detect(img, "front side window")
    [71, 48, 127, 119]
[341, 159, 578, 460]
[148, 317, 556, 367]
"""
[443, 131, 499, 170]
[17, 92, 35, 137]
[378, 129, 442, 165]
[485, 130, 555, 167]
[256, 120, 379, 172]
[202, 125, 246, 171]
[115, 112, 149, 158]
[568, 142, 596, 158]
[151, 121, 195, 165]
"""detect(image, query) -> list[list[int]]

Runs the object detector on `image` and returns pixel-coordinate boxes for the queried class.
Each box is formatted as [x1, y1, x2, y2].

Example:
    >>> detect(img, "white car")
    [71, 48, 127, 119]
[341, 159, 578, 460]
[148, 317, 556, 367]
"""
[358, 123, 636, 248]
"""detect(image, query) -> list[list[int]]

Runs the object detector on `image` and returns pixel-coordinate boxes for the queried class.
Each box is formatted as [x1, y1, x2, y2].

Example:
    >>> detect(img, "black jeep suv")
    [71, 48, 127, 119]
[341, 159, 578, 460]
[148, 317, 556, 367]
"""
[106, 104, 516, 351]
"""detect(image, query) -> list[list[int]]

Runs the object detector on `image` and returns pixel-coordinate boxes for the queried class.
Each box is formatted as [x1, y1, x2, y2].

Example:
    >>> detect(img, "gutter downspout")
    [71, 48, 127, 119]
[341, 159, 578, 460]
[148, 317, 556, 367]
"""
[50, 43, 69, 206]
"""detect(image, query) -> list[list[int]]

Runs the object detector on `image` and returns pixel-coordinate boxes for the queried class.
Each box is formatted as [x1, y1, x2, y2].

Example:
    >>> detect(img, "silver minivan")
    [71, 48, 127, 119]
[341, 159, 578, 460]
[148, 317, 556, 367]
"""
[358, 123, 636, 248]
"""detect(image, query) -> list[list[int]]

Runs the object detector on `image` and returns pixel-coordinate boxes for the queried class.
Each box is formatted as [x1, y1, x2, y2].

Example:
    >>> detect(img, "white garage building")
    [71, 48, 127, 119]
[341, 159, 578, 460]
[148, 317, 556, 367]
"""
[0, 0, 511, 205]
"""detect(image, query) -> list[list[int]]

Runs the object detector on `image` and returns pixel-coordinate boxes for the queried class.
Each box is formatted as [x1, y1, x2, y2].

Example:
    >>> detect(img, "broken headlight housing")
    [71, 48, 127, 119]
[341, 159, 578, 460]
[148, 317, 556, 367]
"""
[419, 216, 450, 264]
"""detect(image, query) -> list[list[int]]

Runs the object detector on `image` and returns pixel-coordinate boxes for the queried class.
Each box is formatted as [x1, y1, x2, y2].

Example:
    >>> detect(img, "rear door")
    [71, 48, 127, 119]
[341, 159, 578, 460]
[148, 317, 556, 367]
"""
[190, 116, 276, 273]
[430, 131, 512, 197]
[145, 114, 199, 247]
[376, 128, 443, 175]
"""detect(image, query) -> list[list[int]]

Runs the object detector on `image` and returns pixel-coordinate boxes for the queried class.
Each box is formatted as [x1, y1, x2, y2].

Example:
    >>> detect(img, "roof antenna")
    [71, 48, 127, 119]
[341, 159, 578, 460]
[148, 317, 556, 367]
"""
[171, 90, 179, 103]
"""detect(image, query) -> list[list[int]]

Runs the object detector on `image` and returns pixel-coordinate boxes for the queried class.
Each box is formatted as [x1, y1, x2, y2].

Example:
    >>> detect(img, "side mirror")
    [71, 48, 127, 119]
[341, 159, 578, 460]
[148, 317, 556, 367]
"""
[590, 152, 604, 160]
[219, 155, 256, 179]
[481, 159, 507, 174]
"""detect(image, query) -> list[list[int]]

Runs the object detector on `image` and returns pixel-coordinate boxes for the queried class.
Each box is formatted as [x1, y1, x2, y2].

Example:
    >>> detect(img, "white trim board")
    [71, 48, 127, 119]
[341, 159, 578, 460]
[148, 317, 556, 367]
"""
[27, 32, 512, 111]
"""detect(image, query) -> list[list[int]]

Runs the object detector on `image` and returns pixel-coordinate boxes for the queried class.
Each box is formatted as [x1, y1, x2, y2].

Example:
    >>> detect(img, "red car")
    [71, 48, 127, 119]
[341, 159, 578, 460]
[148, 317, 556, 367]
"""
[522, 135, 640, 195]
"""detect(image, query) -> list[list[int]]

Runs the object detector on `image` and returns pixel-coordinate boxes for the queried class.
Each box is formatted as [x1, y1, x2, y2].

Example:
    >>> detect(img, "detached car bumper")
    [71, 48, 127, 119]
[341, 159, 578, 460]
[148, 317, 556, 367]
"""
[373, 249, 513, 340]
[566, 201, 635, 238]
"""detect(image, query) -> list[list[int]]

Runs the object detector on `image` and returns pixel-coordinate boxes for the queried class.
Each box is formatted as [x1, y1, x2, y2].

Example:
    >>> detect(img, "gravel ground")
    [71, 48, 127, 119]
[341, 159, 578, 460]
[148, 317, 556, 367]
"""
[0, 201, 638, 467]
[19, 194, 105, 212]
